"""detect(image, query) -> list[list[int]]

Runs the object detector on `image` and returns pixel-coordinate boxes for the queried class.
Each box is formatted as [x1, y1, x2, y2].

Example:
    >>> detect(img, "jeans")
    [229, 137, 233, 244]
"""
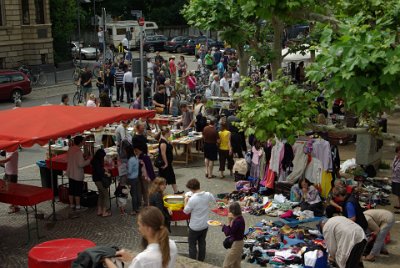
[370, 217, 395, 256]
[188, 227, 208, 261]
[128, 179, 141, 212]
[125, 82, 134, 103]
[116, 84, 124, 101]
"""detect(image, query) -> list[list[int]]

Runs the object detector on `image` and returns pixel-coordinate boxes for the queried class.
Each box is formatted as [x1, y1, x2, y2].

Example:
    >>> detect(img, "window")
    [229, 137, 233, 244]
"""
[34, 0, 45, 24]
[116, 28, 126, 35]
[21, 0, 30, 25]
[11, 74, 24, 82]
[0, 0, 4, 26]
[0, 75, 11, 84]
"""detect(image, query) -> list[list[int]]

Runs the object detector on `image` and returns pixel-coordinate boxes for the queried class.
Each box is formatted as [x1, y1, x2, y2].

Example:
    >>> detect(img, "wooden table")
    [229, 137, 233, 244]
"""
[171, 134, 203, 165]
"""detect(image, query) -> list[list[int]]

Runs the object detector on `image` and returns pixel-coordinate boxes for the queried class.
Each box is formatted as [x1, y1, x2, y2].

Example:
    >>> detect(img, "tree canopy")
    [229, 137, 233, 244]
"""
[308, 0, 400, 117]
[183, 0, 400, 142]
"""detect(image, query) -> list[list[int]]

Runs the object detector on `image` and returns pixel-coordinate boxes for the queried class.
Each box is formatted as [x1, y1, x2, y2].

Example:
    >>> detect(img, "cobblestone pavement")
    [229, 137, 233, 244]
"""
[1, 68, 400, 267]
[1, 155, 399, 268]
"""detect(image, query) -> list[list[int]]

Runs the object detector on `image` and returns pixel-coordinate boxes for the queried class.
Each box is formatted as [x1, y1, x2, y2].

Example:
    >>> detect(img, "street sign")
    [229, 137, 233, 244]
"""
[138, 17, 145, 26]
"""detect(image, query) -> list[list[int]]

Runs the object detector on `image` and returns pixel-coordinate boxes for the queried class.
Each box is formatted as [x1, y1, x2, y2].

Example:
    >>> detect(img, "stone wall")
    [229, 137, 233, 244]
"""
[0, 0, 53, 69]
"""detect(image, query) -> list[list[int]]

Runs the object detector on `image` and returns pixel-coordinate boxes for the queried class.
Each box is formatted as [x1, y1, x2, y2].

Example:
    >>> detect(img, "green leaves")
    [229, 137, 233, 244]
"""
[308, 2, 400, 117]
[235, 77, 319, 142]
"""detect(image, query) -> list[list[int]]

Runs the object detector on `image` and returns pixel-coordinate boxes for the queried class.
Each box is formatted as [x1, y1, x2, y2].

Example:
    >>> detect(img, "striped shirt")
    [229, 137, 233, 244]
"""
[114, 70, 124, 85]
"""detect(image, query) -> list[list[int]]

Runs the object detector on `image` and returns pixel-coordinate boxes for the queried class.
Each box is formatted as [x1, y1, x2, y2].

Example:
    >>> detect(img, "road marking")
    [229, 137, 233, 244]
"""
[0, 163, 36, 176]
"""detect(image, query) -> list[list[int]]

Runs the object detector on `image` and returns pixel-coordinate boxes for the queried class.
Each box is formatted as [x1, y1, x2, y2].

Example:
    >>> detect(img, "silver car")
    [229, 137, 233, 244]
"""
[70, 41, 99, 60]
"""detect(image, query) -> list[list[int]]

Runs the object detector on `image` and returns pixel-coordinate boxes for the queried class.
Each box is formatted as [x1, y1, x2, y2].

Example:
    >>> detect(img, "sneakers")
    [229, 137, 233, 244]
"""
[75, 206, 88, 212]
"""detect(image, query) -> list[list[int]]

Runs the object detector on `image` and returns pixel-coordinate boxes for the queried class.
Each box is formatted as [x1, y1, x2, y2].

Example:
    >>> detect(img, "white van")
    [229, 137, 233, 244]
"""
[106, 20, 158, 49]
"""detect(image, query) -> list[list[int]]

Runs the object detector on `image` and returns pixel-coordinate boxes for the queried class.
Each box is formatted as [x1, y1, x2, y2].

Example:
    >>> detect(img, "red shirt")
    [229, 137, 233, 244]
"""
[169, 60, 176, 74]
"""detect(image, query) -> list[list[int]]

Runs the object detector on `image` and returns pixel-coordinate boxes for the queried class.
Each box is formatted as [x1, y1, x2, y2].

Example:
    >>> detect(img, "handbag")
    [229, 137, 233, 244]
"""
[102, 175, 112, 188]
[155, 106, 164, 114]
[154, 154, 165, 169]
[223, 236, 233, 249]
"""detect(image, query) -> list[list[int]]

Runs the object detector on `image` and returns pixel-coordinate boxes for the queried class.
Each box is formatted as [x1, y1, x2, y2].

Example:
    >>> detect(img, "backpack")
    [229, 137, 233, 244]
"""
[195, 105, 207, 132]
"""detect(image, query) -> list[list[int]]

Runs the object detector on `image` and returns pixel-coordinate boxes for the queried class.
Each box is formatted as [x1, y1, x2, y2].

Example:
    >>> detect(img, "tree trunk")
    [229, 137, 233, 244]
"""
[237, 46, 250, 77]
[310, 49, 316, 62]
[271, 16, 284, 81]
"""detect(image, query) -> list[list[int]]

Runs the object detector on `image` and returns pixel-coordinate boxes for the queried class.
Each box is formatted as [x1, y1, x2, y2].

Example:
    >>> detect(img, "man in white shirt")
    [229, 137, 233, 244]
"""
[321, 216, 367, 268]
[219, 72, 230, 97]
[122, 36, 129, 51]
[210, 75, 221, 97]
[231, 69, 240, 89]
[66, 136, 91, 210]
[184, 178, 216, 261]
[123, 68, 134, 103]
[0, 150, 19, 212]
[98, 27, 104, 54]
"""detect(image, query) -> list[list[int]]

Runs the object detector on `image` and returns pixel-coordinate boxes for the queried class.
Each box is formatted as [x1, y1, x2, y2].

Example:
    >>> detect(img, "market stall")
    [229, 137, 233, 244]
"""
[0, 140, 20, 152]
[0, 106, 155, 225]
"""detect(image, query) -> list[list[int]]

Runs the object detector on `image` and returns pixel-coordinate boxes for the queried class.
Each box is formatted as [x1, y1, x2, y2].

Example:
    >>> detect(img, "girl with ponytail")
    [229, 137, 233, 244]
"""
[104, 206, 177, 268]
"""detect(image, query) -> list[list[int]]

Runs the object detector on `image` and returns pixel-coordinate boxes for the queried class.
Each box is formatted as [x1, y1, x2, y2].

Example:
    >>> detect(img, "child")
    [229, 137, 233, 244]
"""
[115, 184, 129, 215]
[149, 177, 172, 231]
[250, 141, 263, 180]
[126, 145, 141, 215]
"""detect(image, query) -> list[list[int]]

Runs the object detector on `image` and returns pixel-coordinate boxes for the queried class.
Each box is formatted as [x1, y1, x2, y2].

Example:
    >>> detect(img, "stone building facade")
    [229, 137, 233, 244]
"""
[0, 0, 53, 69]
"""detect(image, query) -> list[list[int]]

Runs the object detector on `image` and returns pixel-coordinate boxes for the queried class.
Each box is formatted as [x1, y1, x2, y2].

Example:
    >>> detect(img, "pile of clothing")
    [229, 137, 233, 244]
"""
[243, 220, 328, 267]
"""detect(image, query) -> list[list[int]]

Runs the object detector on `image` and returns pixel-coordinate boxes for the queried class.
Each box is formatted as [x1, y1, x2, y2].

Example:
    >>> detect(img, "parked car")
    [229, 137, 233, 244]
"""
[164, 36, 190, 53]
[182, 36, 225, 54]
[70, 41, 99, 60]
[0, 70, 32, 102]
[136, 35, 168, 52]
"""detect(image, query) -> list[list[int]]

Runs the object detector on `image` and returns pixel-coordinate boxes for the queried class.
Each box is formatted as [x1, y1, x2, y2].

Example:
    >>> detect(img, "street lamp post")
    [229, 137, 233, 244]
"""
[77, 0, 82, 66]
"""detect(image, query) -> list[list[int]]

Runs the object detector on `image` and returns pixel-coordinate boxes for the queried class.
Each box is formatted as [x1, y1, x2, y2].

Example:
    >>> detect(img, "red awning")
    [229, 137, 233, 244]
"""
[0, 140, 20, 152]
[0, 106, 155, 148]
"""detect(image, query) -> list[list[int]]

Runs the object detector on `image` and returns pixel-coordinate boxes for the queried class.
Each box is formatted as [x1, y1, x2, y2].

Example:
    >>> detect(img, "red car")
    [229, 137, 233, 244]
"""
[0, 70, 32, 102]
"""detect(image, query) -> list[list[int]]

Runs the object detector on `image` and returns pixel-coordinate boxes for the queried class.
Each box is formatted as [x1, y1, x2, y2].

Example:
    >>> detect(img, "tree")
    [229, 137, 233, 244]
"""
[183, 0, 338, 79]
[50, 0, 78, 63]
[182, 0, 260, 76]
[235, 76, 319, 143]
[308, 0, 400, 123]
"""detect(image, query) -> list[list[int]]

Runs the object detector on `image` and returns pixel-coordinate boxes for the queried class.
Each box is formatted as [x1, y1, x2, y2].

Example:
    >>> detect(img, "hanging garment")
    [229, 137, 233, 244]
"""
[259, 150, 267, 181]
[312, 139, 332, 171]
[286, 143, 308, 184]
[321, 171, 333, 199]
[265, 168, 275, 189]
[270, 139, 284, 173]
[331, 145, 340, 182]
[305, 157, 323, 185]
[281, 143, 294, 171]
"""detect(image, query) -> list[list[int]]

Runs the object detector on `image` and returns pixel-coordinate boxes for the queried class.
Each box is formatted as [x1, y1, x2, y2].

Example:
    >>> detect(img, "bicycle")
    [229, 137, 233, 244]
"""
[17, 63, 47, 87]
[73, 85, 84, 106]
[72, 60, 83, 81]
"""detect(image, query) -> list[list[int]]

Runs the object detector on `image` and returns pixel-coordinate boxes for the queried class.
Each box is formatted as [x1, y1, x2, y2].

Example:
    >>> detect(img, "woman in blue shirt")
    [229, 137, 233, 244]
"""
[125, 145, 140, 215]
